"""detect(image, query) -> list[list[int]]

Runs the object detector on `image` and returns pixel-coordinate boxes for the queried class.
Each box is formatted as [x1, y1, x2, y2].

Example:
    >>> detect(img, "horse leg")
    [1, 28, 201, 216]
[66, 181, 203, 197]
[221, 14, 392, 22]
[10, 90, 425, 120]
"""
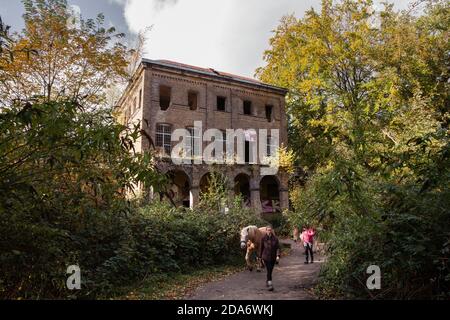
[245, 248, 253, 272]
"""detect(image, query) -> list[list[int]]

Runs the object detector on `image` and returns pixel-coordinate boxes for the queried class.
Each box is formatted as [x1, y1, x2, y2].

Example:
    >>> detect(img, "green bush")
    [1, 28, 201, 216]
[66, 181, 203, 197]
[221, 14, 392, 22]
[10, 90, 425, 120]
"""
[83, 199, 264, 297]
[262, 211, 291, 237]
[293, 150, 450, 299]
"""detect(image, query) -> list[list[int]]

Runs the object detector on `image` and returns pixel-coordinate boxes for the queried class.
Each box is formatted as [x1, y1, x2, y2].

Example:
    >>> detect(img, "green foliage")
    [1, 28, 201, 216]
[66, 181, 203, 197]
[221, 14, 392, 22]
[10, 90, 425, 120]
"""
[258, 0, 450, 299]
[0, 103, 263, 298]
[198, 170, 230, 213]
[0, 1, 266, 300]
[0, 100, 161, 299]
[96, 201, 263, 289]
[262, 211, 291, 237]
[1, 0, 129, 107]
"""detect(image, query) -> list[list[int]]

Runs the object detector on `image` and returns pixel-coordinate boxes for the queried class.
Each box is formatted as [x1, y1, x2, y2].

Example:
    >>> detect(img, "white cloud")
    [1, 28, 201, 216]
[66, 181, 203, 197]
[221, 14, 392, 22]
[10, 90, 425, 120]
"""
[118, 0, 415, 78]
[67, 4, 82, 29]
[107, 0, 127, 5]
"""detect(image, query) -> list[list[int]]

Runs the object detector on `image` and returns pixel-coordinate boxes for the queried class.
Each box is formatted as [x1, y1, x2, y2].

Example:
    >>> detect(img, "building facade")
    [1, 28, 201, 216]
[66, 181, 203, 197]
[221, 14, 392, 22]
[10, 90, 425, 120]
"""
[116, 59, 289, 214]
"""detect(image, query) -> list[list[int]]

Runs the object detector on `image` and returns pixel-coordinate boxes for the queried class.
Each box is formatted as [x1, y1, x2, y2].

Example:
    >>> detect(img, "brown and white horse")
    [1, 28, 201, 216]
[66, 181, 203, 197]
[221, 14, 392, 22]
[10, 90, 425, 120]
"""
[240, 226, 274, 272]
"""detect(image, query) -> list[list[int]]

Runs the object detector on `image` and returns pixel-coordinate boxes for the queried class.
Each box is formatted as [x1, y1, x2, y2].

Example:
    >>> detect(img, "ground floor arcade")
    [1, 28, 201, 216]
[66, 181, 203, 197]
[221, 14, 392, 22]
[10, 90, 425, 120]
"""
[151, 162, 289, 213]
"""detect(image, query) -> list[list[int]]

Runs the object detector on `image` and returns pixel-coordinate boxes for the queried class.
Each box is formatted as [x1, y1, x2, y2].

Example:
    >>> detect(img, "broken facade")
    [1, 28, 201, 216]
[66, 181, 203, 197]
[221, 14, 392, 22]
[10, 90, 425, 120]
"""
[116, 59, 289, 214]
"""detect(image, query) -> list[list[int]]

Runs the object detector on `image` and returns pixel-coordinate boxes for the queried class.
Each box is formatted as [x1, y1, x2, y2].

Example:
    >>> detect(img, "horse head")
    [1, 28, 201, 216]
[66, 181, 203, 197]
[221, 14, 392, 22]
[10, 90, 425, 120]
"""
[240, 226, 257, 250]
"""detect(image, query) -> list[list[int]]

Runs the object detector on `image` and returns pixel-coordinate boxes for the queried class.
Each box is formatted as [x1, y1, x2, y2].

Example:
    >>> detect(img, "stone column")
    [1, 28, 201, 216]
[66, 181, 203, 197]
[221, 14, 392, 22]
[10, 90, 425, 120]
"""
[279, 173, 289, 212]
[250, 176, 262, 214]
[190, 186, 200, 209]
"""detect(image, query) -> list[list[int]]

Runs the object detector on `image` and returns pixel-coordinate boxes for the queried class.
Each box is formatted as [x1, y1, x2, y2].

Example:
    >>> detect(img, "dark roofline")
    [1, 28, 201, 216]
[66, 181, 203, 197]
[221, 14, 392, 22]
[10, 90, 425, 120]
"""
[142, 58, 288, 95]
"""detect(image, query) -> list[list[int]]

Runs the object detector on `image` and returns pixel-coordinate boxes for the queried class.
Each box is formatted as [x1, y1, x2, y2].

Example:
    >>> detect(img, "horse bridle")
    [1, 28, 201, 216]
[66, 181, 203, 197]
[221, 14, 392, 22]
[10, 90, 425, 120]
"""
[240, 226, 250, 248]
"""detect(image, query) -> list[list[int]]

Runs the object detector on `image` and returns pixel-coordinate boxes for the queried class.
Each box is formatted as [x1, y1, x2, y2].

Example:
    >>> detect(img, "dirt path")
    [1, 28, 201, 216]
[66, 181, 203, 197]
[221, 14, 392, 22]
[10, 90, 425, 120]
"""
[186, 239, 323, 300]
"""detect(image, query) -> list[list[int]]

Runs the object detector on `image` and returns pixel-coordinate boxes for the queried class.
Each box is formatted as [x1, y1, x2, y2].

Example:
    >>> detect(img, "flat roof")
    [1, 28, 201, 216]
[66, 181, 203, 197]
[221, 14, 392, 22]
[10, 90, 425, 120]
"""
[142, 58, 288, 95]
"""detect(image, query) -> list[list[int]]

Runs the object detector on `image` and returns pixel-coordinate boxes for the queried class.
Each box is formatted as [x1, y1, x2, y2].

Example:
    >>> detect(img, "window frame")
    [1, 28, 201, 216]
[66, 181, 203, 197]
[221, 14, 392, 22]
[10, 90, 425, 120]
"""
[185, 126, 202, 158]
[156, 123, 172, 155]
[267, 135, 277, 157]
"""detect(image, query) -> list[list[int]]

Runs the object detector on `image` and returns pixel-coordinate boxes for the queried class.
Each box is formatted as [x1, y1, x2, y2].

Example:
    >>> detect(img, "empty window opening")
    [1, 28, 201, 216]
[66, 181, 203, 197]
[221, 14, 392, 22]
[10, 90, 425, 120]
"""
[212, 130, 226, 159]
[217, 96, 226, 111]
[132, 97, 137, 114]
[185, 126, 201, 158]
[243, 100, 252, 115]
[188, 91, 198, 110]
[124, 106, 130, 124]
[156, 124, 172, 155]
[260, 176, 280, 213]
[245, 141, 250, 164]
[139, 89, 142, 109]
[266, 105, 273, 122]
[267, 136, 277, 157]
[160, 85, 171, 111]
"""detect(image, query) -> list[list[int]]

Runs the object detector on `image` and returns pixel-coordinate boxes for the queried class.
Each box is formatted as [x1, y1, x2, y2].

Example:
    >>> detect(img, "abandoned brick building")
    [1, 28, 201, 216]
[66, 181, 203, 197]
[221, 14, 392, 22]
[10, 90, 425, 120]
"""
[116, 59, 289, 214]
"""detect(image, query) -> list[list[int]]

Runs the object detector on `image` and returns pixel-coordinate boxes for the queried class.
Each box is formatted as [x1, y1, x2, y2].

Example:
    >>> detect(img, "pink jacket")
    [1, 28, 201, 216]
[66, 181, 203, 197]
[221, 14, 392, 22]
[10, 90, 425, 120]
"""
[302, 229, 315, 244]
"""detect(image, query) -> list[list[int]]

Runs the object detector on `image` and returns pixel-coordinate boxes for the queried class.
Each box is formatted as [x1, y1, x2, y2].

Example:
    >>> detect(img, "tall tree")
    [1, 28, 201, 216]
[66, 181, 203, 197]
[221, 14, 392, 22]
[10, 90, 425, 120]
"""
[257, 0, 448, 172]
[257, 0, 449, 299]
[0, 0, 129, 107]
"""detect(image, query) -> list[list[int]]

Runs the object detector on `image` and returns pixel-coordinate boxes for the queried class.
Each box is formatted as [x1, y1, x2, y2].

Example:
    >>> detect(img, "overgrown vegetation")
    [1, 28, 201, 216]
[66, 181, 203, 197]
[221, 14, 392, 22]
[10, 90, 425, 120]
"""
[0, 99, 263, 299]
[1, 0, 448, 300]
[0, 0, 264, 299]
[258, 0, 449, 299]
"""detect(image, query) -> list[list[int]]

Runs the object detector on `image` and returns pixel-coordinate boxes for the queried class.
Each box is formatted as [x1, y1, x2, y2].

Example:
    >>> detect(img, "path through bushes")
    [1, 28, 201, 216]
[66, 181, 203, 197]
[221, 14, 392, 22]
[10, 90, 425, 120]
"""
[186, 239, 322, 300]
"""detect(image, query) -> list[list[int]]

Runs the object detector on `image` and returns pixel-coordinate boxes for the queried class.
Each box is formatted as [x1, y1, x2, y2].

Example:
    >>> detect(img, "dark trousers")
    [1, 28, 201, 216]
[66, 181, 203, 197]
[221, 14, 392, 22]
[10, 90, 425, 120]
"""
[264, 259, 275, 282]
[304, 243, 314, 263]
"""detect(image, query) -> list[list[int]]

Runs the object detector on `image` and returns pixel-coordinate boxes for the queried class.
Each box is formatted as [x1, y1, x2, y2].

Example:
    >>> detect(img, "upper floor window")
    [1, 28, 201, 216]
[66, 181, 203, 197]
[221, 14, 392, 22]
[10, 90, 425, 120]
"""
[132, 97, 137, 114]
[212, 130, 227, 159]
[188, 91, 198, 111]
[245, 141, 251, 164]
[243, 100, 252, 115]
[267, 135, 277, 157]
[159, 85, 171, 111]
[217, 96, 226, 112]
[139, 89, 142, 109]
[265, 105, 273, 122]
[186, 126, 201, 158]
[156, 123, 172, 155]
[125, 105, 131, 124]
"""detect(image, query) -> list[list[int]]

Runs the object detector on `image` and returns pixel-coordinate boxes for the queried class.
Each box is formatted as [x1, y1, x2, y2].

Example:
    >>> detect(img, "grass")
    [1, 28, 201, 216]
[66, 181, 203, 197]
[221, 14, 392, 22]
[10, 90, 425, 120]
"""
[110, 256, 245, 300]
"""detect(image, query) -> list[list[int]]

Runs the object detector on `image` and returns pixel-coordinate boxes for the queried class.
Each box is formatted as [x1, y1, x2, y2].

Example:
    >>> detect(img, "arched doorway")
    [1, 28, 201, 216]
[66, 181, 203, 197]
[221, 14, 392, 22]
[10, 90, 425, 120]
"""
[234, 173, 251, 207]
[165, 170, 191, 208]
[200, 173, 212, 195]
[260, 176, 280, 213]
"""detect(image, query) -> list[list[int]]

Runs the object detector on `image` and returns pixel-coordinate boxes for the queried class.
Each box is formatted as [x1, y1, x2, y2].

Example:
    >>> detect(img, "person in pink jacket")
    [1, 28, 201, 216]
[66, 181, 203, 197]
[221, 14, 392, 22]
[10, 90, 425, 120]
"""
[301, 226, 316, 264]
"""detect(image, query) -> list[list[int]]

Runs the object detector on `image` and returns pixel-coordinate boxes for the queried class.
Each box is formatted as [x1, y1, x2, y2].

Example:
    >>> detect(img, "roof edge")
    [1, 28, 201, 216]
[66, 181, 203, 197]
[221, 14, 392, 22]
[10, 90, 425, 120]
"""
[142, 58, 288, 95]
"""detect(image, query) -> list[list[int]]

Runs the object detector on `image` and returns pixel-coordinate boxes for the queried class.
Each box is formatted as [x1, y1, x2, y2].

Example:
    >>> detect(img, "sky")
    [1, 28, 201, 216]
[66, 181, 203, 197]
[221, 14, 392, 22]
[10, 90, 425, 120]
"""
[0, 0, 415, 78]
